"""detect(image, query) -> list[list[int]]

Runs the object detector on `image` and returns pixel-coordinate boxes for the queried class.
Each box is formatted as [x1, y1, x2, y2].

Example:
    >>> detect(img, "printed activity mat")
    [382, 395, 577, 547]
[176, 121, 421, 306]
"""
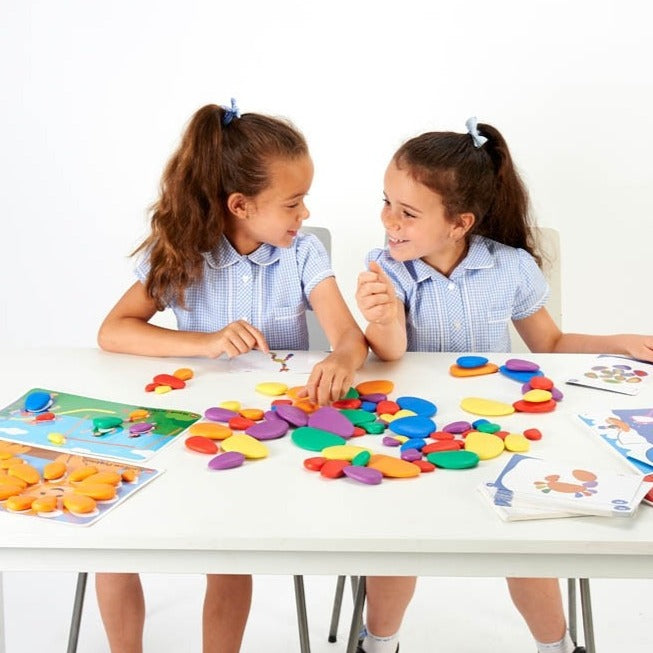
[565, 355, 652, 396]
[0, 439, 161, 526]
[0, 388, 201, 463]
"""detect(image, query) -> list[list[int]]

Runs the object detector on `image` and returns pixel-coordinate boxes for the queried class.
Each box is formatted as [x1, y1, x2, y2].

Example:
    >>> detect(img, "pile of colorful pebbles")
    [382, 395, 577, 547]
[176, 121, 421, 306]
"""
[450, 356, 498, 377]
[145, 368, 194, 394]
[185, 378, 544, 485]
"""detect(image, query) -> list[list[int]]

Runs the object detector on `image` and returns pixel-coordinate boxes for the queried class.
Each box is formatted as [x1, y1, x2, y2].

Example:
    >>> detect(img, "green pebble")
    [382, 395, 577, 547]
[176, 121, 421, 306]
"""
[363, 421, 386, 434]
[291, 427, 346, 452]
[93, 416, 123, 430]
[343, 387, 360, 399]
[476, 422, 501, 434]
[352, 451, 371, 466]
[339, 409, 376, 425]
[426, 450, 480, 469]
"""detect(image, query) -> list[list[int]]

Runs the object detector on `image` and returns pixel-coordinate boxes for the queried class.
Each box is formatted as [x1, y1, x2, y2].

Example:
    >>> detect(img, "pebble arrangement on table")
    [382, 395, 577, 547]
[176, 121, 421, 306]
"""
[185, 357, 562, 485]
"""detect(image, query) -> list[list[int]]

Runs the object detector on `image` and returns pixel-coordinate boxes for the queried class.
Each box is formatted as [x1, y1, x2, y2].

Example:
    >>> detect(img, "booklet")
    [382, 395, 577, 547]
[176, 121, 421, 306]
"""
[565, 355, 652, 396]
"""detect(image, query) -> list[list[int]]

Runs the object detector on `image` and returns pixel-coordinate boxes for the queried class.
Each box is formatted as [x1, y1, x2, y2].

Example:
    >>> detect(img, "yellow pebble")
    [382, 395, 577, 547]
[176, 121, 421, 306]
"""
[322, 445, 370, 461]
[381, 409, 416, 423]
[128, 409, 149, 421]
[460, 397, 515, 417]
[239, 408, 264, 421]
[220, 401, 241, 411]
[173, 367, 194, 381]
[43, 461, 67, 480]
[504, 433, 531, 452]
[392, 435, 409, 443]
[464, 432, 505, 460]
[255, 381, 289, 396]
[522, 389, 553, 403]
[221, 434, 268, 459]
[154, 385, 172, 394]
[189, 422, 233, 440]
[47, 432, 66, 445]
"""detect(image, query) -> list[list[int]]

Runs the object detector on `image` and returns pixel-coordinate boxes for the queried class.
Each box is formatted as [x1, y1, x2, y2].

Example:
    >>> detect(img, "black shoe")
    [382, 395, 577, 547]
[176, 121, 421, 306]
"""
[573, 647, 586, 653]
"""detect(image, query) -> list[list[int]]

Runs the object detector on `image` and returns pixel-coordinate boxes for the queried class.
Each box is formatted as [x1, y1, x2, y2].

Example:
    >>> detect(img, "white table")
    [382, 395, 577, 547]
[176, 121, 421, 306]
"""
[1, 348, 652, 650]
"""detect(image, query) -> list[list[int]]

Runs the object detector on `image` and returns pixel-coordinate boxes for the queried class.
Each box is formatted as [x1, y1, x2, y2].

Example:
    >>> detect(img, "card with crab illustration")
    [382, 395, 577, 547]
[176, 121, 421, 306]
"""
[0, 439, 161, 526]
[565, 355, 653, 396]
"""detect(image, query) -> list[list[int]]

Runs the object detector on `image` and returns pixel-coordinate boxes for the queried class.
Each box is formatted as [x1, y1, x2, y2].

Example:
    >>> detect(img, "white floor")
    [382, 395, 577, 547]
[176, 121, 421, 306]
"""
[1, 573, 651, 652]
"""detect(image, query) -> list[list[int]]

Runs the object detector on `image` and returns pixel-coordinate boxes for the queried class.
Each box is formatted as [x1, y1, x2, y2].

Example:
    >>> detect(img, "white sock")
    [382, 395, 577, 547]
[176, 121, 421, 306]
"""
[535, 631, 575, 653]
[361, 628, 399, 653]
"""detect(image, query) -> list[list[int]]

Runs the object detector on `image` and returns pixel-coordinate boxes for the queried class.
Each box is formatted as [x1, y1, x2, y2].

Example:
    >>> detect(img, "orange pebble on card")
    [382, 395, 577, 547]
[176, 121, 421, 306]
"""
[303, 456, 327, 471]
[239, 408, 264, 421]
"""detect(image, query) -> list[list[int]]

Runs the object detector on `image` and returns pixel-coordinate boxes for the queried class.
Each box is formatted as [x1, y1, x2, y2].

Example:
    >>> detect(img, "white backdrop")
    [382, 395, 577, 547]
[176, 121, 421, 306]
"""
[2, 0, 652, 348]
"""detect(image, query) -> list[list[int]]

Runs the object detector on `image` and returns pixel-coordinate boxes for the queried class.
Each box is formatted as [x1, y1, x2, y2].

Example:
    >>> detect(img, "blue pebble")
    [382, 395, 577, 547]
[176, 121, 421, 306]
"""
[456, 355, 489, 369]
[499, 366, 545, 383]
[472, 418, 490, 429]
[388, 415, 436, 438]
[24, 390, 53, 413]
[396, 396, 437, 417]
[400, 438, 427, 451]
[360, 401, 377, 412]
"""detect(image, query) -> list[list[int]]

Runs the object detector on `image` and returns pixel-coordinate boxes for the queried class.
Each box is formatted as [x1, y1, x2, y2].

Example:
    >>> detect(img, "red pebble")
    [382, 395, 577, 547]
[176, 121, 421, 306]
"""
[494, 430, 509, 440]
[320, 459, 349, 478]
[153, 373, 186, 390]
[145, 383, 159, 392]
[460, 429, 478, 438]
[523, 428, 543, 441]
[332, 399, 362, 409]
[229, 416, 256, 430]
[272, 399, 293, 406]
[351, 427, 366, 437]
[412, 460, 436, 473]
[423, 441, 460, 454]
[513, 399, 557, 413]
[35, 412, 56, 422]
[185, 435, 218, 455]
[530, 376, 554, 390]
[376, 400, 400, 415]
[430, 431, 454, 440]
[303, 456, 327, 471]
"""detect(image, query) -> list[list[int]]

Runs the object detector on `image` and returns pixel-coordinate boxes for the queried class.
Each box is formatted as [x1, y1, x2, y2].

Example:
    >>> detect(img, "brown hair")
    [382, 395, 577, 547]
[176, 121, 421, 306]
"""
[393, 122, 542, 265]
[134, 104, 308, 308]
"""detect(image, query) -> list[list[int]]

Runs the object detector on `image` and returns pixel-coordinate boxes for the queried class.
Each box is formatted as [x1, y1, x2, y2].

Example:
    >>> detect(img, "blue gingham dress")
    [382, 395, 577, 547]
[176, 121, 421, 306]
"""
[365, 235, 549, 352]
[136, 233, 333, 350]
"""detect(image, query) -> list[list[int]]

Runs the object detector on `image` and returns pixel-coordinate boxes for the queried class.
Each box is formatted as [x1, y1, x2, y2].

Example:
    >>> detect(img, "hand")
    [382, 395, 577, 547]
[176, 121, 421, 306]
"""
[621, 335, 653, 363]
[356, 261, 398, 325]
[204, 321, 269, 359]
[301, 352, 356, 406]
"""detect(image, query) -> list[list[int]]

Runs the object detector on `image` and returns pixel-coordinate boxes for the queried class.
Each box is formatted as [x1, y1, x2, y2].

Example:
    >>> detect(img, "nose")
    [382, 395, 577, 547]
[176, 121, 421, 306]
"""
[382, 207, 400, 231]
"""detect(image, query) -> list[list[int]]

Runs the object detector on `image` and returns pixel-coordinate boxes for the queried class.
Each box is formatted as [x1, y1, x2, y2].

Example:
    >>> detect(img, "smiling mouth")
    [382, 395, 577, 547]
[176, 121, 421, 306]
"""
[388, 236, 408, 244]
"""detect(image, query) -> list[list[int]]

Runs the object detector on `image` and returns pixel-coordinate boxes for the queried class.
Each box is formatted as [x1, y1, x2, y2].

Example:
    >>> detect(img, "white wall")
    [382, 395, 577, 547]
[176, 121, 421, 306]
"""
[2, 0, 652, 348]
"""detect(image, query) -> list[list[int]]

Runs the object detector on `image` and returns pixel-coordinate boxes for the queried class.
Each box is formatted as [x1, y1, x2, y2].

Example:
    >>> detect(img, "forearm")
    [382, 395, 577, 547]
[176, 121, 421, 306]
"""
[329, 326, 369, 371]
[97, 316, 210, 358]
[552, 333, 648, 358]
[364, 320, 407, 361]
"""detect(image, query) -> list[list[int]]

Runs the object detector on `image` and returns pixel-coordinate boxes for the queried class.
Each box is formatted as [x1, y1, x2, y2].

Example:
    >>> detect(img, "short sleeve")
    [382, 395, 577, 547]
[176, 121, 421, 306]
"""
[296, 233, 334, 305]
[134, 254, 150, 286]
[512, 248, 550, 320]
[364, 248, 408, 303]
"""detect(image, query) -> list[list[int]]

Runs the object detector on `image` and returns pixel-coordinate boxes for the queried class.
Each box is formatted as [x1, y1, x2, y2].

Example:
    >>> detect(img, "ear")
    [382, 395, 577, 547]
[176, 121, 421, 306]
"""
[226, 192, 250, 220]
[451, 212, 475, 239]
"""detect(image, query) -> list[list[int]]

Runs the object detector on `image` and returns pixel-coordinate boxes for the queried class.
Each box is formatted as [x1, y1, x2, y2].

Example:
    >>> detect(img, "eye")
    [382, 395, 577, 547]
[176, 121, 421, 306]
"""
[402, 210, 417, 219]
[382, 198, 390, 207]
[286, 203, 300, 209]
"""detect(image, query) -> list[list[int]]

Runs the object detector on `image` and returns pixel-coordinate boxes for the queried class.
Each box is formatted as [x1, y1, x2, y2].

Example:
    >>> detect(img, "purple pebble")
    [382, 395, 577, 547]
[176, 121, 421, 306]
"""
[204, 407, 238, 422]
[245, 419, 289, 440]
[359, 393, 387, 403]
[264, 410, 283, 421]
[521, 382, 532, 394]
[129, 422, 155, 435]
[382, 436, 401, 447]
[551, 387, 564, 401]
[401, 448, 422, 462]
[505, 358, 540, 372]
[208, 452, 245, 470]
[343, 465, 383, 485]
[308, 406, 355, 438]
[274, 404, 308, 427]
[442, 420, 472, 434]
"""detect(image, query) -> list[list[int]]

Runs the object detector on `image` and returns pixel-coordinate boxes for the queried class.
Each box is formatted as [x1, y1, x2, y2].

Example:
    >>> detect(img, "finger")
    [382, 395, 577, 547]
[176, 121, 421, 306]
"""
[240, 322, 270, 353]
[368, 260, 387, 279]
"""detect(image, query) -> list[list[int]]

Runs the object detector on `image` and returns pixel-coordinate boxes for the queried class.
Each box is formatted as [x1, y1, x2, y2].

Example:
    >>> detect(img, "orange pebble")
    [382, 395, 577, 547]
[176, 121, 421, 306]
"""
[9, 463, 40, 485]
[229, 416, 256, 430]
[63, 493, 97, 514]
[173, 367, 194, 381]
[84, 471, 122, 486]
[320, 459, 349, 478]
[43, 461, 66, 480]
[423, 441, 460, 454]
[32, 495, 58, 512]
[74, 482, 117, 501]
[286, 386, 306, 400]
[530, 376, 554, 390]
[145, 383, 159, 392]
[5, 494, 37, 511]
[121, 469, 137, 483]
[351, 427, 366, 437]
[376, 400, 400, 415]
[430, 431, 454, 440]
[239, 408, 264, 421]
[68, 466, 98, 482]
[355, 380, 394, 396]
[303, 456, 327, 471]
[412, 460, 436, 473]
[0, 484, 24, 500]
[293, 398, 319, 414]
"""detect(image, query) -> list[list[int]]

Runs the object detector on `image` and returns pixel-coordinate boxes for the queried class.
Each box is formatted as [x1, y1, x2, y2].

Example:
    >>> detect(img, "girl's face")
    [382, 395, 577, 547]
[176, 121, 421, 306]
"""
[227, 155, 314, 255]
[381, 161, 471, 275]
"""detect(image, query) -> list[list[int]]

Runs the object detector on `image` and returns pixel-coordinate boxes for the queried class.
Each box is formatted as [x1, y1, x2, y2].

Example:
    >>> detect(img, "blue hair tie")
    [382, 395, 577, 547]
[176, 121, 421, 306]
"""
[222, 98, 240, 126]
[465, 116, 488, 148]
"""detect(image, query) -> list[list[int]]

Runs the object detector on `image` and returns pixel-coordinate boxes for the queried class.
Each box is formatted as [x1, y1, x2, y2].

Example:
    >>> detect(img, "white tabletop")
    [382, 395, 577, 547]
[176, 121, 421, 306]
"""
[1, 347, 652, 579]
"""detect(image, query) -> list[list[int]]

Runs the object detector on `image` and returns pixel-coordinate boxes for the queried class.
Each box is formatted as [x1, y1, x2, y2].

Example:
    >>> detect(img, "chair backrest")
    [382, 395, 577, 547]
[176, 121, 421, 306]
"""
[301, 226, 332, 351]
[509, 227, 562, 353]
